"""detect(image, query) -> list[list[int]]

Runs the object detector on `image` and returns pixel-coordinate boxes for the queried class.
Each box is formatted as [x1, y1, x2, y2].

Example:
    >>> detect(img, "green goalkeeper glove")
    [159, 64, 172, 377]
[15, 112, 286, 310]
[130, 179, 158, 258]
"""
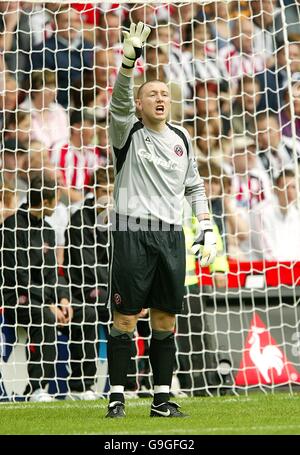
[122, 21, 151, 69]
[191, 219, 217, 267]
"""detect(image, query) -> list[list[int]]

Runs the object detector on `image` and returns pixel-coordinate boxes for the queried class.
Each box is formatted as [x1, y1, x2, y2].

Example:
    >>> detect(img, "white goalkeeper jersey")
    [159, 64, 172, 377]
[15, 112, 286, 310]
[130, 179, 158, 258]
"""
[109, 72, 209, 226]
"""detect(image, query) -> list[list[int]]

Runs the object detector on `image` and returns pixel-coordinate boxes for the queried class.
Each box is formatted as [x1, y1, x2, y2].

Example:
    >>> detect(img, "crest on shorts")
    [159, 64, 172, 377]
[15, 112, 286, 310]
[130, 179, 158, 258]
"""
[174, 144, 184, 157]
[114, 293, 122, 305]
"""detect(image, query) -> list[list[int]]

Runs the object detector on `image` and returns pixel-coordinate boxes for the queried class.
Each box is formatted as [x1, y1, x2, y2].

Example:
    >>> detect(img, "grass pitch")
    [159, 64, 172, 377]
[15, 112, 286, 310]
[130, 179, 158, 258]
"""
[0, 393, 300, 435]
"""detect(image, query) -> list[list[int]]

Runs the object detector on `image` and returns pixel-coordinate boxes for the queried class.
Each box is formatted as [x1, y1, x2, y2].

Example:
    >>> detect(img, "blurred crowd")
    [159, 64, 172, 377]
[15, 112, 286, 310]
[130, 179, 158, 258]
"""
[0, 0, 300, 262]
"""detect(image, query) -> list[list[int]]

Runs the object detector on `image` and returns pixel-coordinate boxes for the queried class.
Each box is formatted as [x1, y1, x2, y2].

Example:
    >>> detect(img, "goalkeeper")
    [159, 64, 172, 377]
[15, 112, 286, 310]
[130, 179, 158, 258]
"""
[106, 22, 216, 418]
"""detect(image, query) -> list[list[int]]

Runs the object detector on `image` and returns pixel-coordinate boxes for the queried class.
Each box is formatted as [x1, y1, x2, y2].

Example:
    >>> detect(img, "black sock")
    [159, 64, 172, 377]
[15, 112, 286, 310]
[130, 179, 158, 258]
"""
[107, 331, 134, 404]
[109, 392, 125, 404]
[149, 331, 176, 405]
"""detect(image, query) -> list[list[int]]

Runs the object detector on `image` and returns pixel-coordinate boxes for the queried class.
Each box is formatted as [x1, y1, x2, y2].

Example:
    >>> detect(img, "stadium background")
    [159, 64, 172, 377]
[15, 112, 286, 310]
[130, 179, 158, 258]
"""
[0, 0, 300, 415]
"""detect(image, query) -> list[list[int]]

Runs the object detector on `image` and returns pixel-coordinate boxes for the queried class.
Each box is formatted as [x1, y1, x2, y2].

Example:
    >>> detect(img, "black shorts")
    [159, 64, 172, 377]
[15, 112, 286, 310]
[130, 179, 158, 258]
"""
[108, 218, 186, 315]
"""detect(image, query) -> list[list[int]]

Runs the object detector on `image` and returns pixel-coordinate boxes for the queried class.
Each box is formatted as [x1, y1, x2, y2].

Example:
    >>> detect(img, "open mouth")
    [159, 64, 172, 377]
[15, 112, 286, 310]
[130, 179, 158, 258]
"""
[156, 105, 165, 114]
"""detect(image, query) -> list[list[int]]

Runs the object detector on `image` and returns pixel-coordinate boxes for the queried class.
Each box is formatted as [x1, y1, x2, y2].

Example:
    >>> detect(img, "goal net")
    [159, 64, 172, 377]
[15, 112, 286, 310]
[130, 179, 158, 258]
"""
[0, 0, 300, 401]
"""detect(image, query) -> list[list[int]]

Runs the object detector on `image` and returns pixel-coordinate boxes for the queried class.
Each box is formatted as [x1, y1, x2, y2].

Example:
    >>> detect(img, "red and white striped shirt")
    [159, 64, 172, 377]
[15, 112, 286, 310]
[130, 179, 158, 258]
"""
[218, 44, 265, 81]
[51, 143, 106, 190]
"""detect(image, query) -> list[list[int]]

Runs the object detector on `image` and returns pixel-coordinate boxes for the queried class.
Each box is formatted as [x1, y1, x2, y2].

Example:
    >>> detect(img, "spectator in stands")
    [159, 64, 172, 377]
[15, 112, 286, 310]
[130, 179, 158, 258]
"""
[199, 159, 249, 252]
[256, 113, 297, 180]
[31, 5, 94, 108]
[0, 174, 16, 224]
[1, 174, 100, 401]
[280, 73, 300, 139]
[3, 110, 31, 148]
[95, 120, 110, 163]
[71, 3, 101, 44]
[199, 160, 229, 235]
[195, 78, 232, 141]
[28, 2, 58, 47]
[5, 137, 70, 265]
[0, 76, 18, 130]
[97, 11, 147, 86]
[195, 117, 224, 165]
[183, 119, 195, 145]
[134, 42, 183, 124]
[27, 140, 59, 185]
[219, 16, 265, 85]
[0, 138, 28, 206]
[250, 169, 300, 260]
[45, 189, 69, 266]
[72, 2, 101, 29]
[0, 1, 32, 83]
[204, 1, 233, 50]
[51, 109, 105, 204]
[71, 72, 110, 162]
[275, 0, 300, 43]
[21, 70, 69, 150]
[72, 70, 97, 105]
[230, 76, 262, 136]
[199, 160, 226, 239]
[126, 4, 155, 28]
[72, 69, 111, 126]
[3, 122, 63, 210]
[0, 50, 6, 80]
[64, 166, 113, 322]
[97, 10, 121, 49]
[182, 18, 228, 114]
[257, 43, 300, 113]
[155, 19, 175, 44]
[174, 3, 201, 26]
[94, 11, 122, 87]
[228, 135, 272, 259]
[196, 81, 219, 123]
[95, 10, 136, 89]
[151, 19, 191, 100]
[250, 0, 278, 68]
[95, 47, 117, 91]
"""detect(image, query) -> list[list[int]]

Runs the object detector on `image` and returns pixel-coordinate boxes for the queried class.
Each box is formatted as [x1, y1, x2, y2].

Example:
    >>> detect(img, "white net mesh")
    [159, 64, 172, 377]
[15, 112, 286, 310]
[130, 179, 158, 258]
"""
[0, 1, 300, 402]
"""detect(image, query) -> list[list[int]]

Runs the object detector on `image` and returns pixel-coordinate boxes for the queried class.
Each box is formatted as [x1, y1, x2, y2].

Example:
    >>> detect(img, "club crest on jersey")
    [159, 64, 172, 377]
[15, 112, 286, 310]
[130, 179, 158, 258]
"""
[174, 144, 184, 157]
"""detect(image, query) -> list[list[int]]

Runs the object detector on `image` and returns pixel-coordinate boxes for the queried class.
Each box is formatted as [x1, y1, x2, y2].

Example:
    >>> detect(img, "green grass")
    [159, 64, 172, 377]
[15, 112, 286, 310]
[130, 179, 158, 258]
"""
[1, 393, 300, 435]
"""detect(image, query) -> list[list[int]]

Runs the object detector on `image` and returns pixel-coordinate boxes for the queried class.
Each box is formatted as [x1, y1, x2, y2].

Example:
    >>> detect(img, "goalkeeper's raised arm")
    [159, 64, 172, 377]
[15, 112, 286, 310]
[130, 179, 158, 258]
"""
[109, 22, 151, 149]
